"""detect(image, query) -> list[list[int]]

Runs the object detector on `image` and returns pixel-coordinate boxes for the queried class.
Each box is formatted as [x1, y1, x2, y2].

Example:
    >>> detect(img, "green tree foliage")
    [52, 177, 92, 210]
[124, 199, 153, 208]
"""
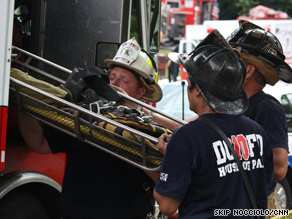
[234, 0, 260, 16]
[218, 0, 292, 20]
[217, 0, 239, 19]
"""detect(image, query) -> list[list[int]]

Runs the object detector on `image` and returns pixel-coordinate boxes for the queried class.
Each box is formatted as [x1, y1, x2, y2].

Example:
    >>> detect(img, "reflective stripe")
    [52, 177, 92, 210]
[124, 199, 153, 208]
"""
[1, 151, 5, 163]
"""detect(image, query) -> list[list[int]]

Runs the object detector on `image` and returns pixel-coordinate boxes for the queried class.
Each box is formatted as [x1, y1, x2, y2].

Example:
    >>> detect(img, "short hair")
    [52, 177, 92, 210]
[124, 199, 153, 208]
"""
[244, 61, 267, 87]
[187, 76, 197, 92]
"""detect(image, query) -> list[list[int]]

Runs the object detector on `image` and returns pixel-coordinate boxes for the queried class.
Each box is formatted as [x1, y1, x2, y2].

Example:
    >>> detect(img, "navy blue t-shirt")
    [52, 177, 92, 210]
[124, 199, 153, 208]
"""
[248, 91, 288, 151]
[44, 126, 152, 219]
[155, 114, 274, 219]
[247, 91, 288, 193]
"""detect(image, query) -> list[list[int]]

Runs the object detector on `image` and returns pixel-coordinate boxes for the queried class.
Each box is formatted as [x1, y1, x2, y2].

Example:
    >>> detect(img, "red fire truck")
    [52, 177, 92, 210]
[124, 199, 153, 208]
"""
[161, 0, 218, 42]
[0, 0, 162, 218]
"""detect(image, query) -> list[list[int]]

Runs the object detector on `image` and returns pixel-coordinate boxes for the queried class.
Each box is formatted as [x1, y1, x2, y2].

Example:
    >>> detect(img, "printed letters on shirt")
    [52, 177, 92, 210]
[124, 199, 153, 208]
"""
[213, 134, 264, 177]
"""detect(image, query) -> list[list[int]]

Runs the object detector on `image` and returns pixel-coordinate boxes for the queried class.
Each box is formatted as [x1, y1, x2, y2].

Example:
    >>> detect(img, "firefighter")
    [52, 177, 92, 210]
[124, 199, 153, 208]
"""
[17, 39, 164, 219]
[106, 38, 184, 130]
[227, 20, 292, 212]
[105, 38, 162, 103]
[154, 30, 274, 217]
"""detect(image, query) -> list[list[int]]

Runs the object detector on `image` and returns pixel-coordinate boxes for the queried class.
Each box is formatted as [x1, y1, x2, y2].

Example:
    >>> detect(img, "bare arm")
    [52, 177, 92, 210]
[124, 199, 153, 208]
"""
[144, 106, 198, 130]
[144, 134, 172, 181]
[153, 189, 181, 215]
[17, 111, 52, 154]
[273, 147, 288, 181]
[157, 133, 171, 155]
[150, 111, 181, 131]
[144, 134, 171, 182]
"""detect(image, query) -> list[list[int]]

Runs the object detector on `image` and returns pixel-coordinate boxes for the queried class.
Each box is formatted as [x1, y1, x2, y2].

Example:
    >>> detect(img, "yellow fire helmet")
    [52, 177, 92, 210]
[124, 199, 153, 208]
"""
[105, 38, 162, 102]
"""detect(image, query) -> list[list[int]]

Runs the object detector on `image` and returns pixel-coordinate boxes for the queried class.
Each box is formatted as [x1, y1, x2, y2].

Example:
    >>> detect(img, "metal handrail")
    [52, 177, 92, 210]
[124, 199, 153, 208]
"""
[10, 77, 158, 143]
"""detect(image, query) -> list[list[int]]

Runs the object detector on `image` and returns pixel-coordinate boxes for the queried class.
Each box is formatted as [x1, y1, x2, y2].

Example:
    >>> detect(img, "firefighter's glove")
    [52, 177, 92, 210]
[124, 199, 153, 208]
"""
[64, 67, 88, 103]
[65, 67, 120, 104]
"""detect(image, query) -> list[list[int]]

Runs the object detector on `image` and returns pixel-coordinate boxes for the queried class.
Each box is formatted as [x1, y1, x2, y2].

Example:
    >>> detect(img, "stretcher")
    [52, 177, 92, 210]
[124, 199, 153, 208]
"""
[10, 46, 187, 171]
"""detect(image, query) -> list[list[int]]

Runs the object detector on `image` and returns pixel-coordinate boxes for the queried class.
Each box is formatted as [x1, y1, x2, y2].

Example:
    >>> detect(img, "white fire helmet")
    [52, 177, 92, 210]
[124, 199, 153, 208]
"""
[105, 38, 162, 102]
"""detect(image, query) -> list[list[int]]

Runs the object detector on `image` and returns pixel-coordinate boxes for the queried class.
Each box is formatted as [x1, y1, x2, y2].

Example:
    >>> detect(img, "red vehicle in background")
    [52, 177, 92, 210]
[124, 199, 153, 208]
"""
[161, 0, 218, 42]
[238, 5, 289, 20]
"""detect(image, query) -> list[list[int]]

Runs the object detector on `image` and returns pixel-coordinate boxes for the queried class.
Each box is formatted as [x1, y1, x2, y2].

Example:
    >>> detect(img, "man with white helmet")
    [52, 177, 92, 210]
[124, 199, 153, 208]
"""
[105, 38, 183, 131]
[105, 38, 162, 103]
[16, 38, 163, 219]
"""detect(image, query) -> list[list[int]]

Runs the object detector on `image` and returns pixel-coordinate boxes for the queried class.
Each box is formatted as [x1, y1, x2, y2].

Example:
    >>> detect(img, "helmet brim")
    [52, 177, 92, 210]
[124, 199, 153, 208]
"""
[168, 52, 182, 64]
[200, 85, 249, 115]
[277, 62, 292, 83]
[105, 59, 155, 82]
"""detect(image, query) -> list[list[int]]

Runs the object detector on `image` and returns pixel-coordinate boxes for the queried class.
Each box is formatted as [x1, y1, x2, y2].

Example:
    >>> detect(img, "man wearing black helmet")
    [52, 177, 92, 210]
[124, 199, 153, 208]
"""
[153, 30, 274, 218]
[227, 20, 291, 210]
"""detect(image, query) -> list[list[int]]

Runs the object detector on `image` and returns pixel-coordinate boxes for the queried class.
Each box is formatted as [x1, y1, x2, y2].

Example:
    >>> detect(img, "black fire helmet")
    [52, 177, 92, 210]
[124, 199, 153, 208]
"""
[227, 20, 292, 84]
[169, 29, 248, 115]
